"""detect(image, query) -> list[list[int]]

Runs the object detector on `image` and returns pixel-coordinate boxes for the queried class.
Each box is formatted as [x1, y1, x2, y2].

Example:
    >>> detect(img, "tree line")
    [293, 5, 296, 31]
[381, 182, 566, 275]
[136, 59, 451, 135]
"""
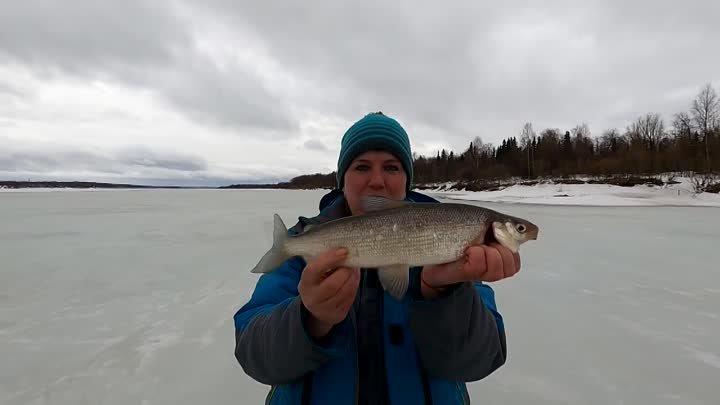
[280, 83, 719, 189]
[414, 83, 719, 184]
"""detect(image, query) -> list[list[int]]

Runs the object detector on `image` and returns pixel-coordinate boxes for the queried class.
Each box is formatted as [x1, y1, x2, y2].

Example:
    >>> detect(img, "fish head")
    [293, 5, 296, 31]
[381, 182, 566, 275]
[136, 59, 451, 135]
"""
[491, 216, 539, 253]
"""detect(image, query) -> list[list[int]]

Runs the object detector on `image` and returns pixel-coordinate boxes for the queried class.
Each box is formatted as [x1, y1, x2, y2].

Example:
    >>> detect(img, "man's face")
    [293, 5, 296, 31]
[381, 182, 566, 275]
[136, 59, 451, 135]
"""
[343, 150, 407, 215]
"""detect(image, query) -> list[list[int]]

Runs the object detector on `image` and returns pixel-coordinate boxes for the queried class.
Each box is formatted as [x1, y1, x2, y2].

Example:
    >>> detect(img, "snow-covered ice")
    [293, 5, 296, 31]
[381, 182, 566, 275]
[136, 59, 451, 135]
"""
[424, 176, 720, 207]
[1, 188, 719, 404]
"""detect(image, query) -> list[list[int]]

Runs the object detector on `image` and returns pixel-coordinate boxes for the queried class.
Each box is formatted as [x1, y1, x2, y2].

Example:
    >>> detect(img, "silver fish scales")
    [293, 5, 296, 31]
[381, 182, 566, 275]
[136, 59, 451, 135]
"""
[250, 196, 539, 299]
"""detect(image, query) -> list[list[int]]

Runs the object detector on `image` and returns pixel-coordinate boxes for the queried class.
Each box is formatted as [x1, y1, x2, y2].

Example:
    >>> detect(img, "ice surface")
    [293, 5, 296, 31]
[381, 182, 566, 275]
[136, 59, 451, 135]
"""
[1, 189, 719, 404]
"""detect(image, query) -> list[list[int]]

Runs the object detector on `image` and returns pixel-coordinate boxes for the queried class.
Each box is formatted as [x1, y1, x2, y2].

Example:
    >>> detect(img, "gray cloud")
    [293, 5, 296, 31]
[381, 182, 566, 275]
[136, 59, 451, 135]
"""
[0, 0, 297, 134]
[4, 0, 718, 142]
[303, 139, 328, 151]
[155, 59, 296, 133]
[0, 0, 185, 77]
[200, 0, 720, 142]
[1, 0, 719, 184]
[200, 1, 493, 132]
[0, 151, 111, 173]
[0, 81, 25, 98]
[114, 146, 207, 172]
[0, 142, 295, 186]
[0, 147, 206, 174]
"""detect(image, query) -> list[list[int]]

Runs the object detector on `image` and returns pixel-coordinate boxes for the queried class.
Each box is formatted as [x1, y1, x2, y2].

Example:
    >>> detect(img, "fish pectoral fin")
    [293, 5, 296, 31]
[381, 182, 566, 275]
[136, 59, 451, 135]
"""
[378, 264, 410, 300]
[360, 196, 410, 213]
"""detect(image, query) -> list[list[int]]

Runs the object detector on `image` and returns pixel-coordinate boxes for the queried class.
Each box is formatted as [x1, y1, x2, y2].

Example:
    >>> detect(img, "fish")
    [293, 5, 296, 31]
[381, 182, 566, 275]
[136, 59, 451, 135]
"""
[250, 196, 539, 299]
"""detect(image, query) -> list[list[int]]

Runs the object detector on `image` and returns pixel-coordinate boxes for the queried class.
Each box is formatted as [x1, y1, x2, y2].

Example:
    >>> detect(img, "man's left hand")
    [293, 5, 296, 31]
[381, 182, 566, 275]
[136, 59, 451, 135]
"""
[421, 243, 521, 294]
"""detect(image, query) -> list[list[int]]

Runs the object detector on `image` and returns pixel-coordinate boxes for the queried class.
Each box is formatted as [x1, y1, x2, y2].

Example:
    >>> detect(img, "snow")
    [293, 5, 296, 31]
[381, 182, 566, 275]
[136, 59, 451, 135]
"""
[1, 189, 719, 404]
[419, 176, 720, 207]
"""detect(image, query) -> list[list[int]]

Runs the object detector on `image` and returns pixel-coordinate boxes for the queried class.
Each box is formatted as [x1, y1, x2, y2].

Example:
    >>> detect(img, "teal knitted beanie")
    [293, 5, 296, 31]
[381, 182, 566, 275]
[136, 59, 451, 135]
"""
[336, 112, 413, 191]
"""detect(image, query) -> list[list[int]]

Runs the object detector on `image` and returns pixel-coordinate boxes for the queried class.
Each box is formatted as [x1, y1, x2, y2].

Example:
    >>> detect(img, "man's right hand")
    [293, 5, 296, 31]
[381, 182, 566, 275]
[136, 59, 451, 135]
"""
[298, 247, 361, 338]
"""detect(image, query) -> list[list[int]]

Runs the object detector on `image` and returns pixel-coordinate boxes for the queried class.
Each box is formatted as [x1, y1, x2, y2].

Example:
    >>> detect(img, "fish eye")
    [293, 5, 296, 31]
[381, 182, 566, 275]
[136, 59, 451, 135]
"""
[516, 224, 527, 233]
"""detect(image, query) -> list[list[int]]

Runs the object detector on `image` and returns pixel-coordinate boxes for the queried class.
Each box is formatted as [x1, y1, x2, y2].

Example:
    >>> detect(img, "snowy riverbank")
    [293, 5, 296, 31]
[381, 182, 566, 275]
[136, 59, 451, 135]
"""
[420, 176, 720, 207]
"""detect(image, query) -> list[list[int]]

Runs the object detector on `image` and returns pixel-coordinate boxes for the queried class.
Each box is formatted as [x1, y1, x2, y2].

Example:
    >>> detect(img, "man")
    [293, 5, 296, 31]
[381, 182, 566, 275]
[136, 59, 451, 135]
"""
[234, 112, 520, 404]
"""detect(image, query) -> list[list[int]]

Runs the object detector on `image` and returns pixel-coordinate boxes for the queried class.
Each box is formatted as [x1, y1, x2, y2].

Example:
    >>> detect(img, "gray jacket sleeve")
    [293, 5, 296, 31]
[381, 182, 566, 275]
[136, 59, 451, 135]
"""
[233, 256, 354, 386]
[408, 278, 507, 382]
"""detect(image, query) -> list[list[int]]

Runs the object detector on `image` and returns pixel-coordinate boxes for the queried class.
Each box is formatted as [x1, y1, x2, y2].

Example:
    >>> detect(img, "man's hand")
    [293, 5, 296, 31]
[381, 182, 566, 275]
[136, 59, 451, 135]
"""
[298, 248, 361, 338]
[420, 243, 521, 298]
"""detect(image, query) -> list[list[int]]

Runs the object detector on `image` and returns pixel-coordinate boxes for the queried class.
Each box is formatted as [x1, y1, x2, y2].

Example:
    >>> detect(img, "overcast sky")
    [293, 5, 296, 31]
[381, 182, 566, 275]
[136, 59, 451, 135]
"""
[1, 0, 719, 186]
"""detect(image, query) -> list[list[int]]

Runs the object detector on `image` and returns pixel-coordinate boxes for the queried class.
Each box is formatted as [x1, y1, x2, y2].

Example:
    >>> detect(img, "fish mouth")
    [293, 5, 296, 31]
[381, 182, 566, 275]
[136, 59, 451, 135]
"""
[527, 224, 540, 240]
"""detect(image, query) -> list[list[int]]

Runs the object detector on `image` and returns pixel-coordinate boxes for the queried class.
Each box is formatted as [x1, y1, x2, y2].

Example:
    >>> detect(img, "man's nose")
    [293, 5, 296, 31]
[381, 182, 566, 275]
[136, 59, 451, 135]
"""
[368, 168, 385, 187]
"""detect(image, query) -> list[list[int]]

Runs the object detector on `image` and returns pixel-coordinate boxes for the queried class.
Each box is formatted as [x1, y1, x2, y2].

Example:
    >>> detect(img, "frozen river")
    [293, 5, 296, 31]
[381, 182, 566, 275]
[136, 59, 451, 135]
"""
[1, 189, 719, 404]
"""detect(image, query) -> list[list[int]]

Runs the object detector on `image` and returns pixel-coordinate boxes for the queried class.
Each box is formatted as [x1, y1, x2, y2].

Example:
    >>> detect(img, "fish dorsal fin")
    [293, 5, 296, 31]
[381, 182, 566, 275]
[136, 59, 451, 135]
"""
[360, 196, 409, 213]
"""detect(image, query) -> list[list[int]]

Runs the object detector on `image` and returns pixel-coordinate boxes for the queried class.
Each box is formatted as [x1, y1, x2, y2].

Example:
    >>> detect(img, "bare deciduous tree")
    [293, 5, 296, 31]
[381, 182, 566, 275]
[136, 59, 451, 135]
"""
[672, 111, 693, 137]
[627, 113, 665, 151]
[691, 83, 720, 171]
[520, 122, 535, 177]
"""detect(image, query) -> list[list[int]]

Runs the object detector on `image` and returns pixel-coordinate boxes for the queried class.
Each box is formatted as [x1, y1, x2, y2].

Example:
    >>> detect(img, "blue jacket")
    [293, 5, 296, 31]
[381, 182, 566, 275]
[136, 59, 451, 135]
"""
[234, 190, 506, 404]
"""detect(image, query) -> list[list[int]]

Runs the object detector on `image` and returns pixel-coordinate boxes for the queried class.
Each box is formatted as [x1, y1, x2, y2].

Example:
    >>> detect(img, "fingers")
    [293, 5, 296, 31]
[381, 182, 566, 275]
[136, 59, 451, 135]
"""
[421, 260, 463, 287]
[463, 245, 487, 277]
[316, 266, 359, 304]
[299, 247, 361, 331]
[489, 243, 521, 281]
[495, 244, 516, 277]
[301, 267, 359, 330]
[482, 246, 504, 282]
[325, 267, 361, 311]
[303, 248, 349, 282]
[463, 244, 521, 282]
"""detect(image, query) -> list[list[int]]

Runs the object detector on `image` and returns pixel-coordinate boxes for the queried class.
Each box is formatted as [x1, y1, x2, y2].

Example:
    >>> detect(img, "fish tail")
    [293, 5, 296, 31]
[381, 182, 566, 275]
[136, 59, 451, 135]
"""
[250, 214, 290, 273]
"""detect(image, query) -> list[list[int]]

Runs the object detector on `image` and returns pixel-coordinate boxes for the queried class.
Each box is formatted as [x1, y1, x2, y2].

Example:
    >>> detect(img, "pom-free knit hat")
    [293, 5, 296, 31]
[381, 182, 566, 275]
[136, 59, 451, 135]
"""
[336, 112, 413, 190]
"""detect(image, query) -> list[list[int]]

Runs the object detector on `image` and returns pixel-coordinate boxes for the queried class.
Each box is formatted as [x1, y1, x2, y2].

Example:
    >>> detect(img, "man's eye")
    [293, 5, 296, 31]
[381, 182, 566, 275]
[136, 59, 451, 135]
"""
[354, 165, 369, 171]
[385, 165, 399, 171]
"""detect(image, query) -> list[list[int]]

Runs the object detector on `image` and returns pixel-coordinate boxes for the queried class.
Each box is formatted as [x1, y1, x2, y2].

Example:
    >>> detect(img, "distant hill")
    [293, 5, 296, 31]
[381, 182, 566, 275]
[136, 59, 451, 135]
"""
[220, 172, 336, 190]
[0, 175, 337, 190]
[0, 181, 185, 189]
